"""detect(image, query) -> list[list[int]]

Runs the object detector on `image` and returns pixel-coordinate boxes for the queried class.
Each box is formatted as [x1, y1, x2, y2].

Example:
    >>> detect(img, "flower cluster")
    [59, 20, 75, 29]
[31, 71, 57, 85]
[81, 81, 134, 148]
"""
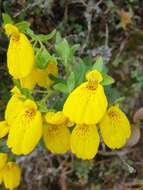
[63, 70, 131, 159]
[0, 22, 132, 188]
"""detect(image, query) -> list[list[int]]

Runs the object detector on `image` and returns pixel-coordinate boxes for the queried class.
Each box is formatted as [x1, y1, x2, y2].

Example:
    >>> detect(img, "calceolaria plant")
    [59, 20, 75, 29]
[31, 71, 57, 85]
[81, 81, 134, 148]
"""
[0, 14, 132, 189]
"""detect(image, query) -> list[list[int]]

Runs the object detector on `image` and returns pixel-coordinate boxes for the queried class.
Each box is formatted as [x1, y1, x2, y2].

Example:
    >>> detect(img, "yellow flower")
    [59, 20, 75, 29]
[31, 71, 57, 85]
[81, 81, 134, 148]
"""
[20, 61, 58, 89]
[43, 111, 70, 154]
[0, 121, 10, 138]
[5, 87, 25, 125]
[70, 106, 131, 160]
[7, 99, 42, 155]
[63, 70, 108, 124]
[70, 124, 100, 160]
[3, 162, 21, 190]
[0, 153, 8, 170]
[43, 124, 70, 154]
[5, 24, 34, 79]
[100, 105, 131, 149]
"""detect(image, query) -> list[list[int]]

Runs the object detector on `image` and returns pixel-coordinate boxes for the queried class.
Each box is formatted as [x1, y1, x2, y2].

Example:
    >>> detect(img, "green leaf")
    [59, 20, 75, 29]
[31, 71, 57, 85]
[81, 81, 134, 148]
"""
[16, 21, 30, 32]
[74, 59, 88, 85]
[101, 73, 115, 86]
[2, 13, 13, 25]
[55, 32, 62, 44]
[24, 28, 35, 38]
[67, 72, 75, 92]
[92, 56, 104, 72]
[53, 83, 68, 93]
[105, 86, 120, 104]
[37, 29, 56, 42]
[55, 38, 70, 65]
[71, 44, 80, 54]
[35, 49, 51, 69]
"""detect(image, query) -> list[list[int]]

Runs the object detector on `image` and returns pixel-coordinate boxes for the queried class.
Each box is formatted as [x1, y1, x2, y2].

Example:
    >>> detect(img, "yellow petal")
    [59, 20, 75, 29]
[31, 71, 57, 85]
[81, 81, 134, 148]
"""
[43, 124, 70, 154]
[45, 111, 68, 125]
[0, 121, 10, 138]
[7, 122, 24, 155]
[5, 93, 24, 125]
[7, 33, 34, 79]
[63, 82, 108, 124]
[7, 100, 42, 155]
[3, 162, 21, 190]
[100, 106, 131, 149]
[0, 153, 8, 170]
[71, 124, 100, 160]
[22, 111, 42, 154]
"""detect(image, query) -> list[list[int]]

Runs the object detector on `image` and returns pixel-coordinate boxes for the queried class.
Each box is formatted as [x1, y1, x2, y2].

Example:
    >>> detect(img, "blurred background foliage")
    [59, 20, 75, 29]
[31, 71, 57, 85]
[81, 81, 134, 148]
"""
[0, 0, 143, 189]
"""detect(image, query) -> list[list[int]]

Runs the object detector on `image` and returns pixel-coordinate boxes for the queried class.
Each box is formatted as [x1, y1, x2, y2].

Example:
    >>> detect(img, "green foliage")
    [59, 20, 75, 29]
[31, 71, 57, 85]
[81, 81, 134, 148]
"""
[53, 83, 68, 93]
[74, 58, 87, 85]
[35, 49, 51, 69]
[53, 72, 75, 94]
[92, 56, 104, 72]
[16, 21, 30, 32]
[55, 38, 71, 66]
[101, 73, 115, 86]
[105, 86, 121, 104]
[2, 13, 13, 25]
[67, 72, 75, 92]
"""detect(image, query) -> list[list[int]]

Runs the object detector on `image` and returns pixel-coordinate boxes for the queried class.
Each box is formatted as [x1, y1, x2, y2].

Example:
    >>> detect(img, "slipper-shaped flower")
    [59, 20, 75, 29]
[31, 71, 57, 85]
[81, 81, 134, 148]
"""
[63, 70, 108, 124]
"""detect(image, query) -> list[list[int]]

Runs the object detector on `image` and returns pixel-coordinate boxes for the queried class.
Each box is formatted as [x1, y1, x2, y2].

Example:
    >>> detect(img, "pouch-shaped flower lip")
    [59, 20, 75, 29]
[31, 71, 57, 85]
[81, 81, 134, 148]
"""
[7, 99, 42, 155]
[100, 105, 131, 149]
[43, 110, 71, 154]
[43, 123, 70, 154]
[5, 24, 35, 79]
[63, 70, 108, 125]
[7, 32, 35, 79]
[70, 124, 100, 160]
